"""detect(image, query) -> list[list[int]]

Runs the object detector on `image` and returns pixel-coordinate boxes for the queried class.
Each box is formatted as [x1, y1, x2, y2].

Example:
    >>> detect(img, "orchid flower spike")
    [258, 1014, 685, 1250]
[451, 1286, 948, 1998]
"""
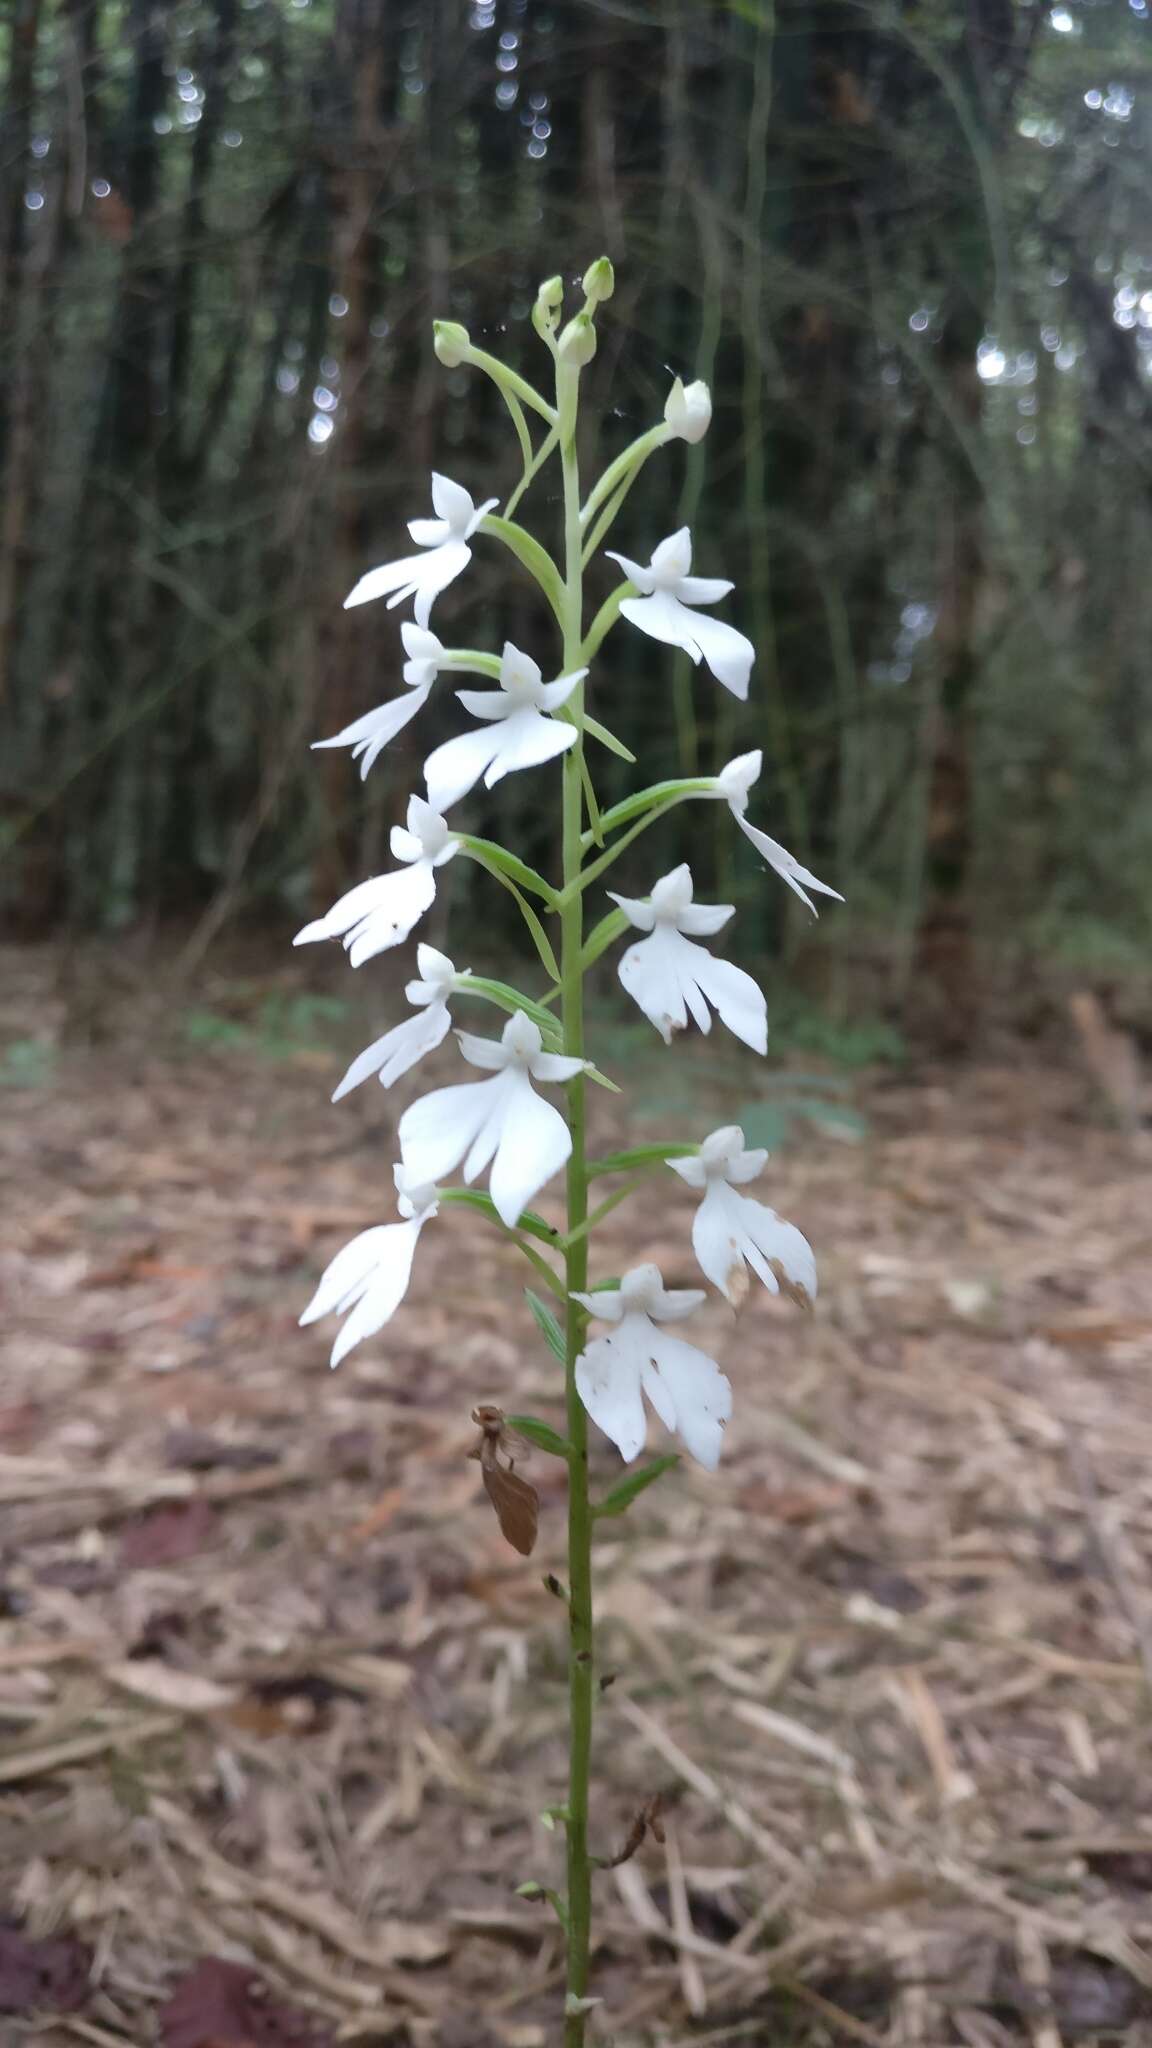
[669, 1126, 817, 1308]
[714, 752, 843, 917]
[344, 474, 498, 626]
[663, 376, 712, 445]
[573, 1264, 732, 1469]
[312, 625, 446, 781]
[331, 945, 464, 1103]
[606, 526, 754, 699]
[294, 796, 459, 967]
[609, 863, 767, 1054]
[300, 1166, 439, 1368]
[423, 642, 587, 813]
[398, 1009, 586, 1229]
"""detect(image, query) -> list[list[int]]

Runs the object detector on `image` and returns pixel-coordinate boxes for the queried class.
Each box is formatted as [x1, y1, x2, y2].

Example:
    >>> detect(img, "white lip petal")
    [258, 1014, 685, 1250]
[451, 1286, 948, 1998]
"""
[484, 708, 578, 788]
[300, 1225, 393, 1326]
[331, 1002, 452, 1103]
[639, 1328, 731, 1470]
[686, 950, 768, 1055]
[399, 1074, 500, 1186]
[619, 589, 700, 658]
[735, 815, 844, 916]
[679, 608, 754, 699]
[344, 862, 437, 966]
[575, 1328, 648, 1462]
[618, 928, 690, 1044]
[311, 684, 431, 781]
[328, 1219, 423, 1367]
[616, 926, 766, 1054]
[293, 872, 393, 946]
[694, 1182, 816, 1306]
[487, 1076, 572, 1228]
[424, 725, 503, 811]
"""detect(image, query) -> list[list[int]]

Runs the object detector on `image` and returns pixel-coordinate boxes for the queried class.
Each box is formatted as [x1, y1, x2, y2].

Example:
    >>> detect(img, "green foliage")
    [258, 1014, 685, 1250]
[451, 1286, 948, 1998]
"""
[506, 1413, 573, 1460]
[594, 1456, 680, 1519]
[0, 1038, 56, 1089]
[180, 993, 349, 1060]
[523, 1289, 566, 1364]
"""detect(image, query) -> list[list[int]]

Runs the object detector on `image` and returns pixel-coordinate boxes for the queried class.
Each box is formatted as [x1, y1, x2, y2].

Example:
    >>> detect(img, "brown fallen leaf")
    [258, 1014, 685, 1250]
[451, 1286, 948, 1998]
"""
[159, 1956, 334, 2047]
[120, 1498, 218, 1568]
[0, 1920, 92, 2014]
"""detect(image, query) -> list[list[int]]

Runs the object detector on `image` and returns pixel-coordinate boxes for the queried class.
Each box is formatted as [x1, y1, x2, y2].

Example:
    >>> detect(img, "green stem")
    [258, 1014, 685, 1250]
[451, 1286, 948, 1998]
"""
[558, 360, 594, 2047]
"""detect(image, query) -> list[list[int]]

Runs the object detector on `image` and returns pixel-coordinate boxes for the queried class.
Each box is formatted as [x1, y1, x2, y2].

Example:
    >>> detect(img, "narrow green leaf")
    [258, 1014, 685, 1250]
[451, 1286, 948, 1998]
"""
[462, 849, 561, 982]
[580, 908, 630, 972]
[584, 1064, 621, 1094]
[506, 1412, 573, 1460]
[588, 1143, 698, 1179]
[455, 976, 563, 1046]
[581, 713, 636, 764]
[481, 514, 565, 623]
[459, 835, 555, 903]
[595, 1455, 680, 1518]
[523, 1290, 566, 1363]
[437, 1187, 561, 1245]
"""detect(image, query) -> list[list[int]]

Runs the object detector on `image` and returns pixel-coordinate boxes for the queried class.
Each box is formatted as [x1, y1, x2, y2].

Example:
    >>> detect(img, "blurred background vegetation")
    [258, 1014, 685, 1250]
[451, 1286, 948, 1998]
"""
[2, 0, 1150, 1045]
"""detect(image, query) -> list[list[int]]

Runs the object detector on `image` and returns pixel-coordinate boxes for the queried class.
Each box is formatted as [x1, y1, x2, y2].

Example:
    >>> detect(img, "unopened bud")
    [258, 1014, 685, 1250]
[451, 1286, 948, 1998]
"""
[532, 275, 564, 342]
[558, 312, 597, 368]
[582, 255, 615, 306]
[433, 320, 470, 368]
[664, 375, 712, 444]
[515, 1880, 544, 1900]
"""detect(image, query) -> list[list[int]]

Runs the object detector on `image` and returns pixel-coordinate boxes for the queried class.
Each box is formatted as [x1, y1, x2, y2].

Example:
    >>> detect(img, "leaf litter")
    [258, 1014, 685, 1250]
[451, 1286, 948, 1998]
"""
[2, 942, 1152, 2042]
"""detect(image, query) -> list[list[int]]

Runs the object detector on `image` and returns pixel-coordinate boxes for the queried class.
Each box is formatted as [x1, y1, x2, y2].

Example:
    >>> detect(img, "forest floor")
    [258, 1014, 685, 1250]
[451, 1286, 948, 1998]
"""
[3, 941, 1152, 2047]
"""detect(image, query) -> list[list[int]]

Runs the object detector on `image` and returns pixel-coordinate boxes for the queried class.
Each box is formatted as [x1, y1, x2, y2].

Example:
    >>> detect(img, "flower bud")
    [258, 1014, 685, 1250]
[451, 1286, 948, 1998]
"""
[557, 312, 597, 368]
[532, 275, 564, 341]
[433, 320, 470, 368]
[581, 255, 615, 306]
[664, 375, 712, 444]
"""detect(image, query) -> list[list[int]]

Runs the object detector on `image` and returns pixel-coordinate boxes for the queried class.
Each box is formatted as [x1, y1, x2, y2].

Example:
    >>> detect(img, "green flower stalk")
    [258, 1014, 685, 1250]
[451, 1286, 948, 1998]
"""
[295, 262, 841, 2039]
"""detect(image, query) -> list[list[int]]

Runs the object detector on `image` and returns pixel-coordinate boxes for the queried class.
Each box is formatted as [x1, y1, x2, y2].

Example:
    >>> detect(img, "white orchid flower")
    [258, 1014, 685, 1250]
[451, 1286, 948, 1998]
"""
[300, 1167, 438, 1368]
[605, 526, 754, 699]
[423, 642, 587, 812]
[398, 1009, 586, 1229]
[293, 796, 459, 968]
[663, 376, 712, 445]
[331, 944, 464, 1103]
[609, 863, 767, 1054]
[344, 473, 498, 627]
[713, 752, 843, 917]
[573, 1264, 732, 1469]
[669, 1126, 816, 1308]
[311, 625, 447, 781]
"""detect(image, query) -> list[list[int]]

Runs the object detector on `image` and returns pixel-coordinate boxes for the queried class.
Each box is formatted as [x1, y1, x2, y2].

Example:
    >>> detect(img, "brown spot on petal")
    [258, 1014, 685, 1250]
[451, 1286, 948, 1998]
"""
[769, 1260, 813, 1310]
